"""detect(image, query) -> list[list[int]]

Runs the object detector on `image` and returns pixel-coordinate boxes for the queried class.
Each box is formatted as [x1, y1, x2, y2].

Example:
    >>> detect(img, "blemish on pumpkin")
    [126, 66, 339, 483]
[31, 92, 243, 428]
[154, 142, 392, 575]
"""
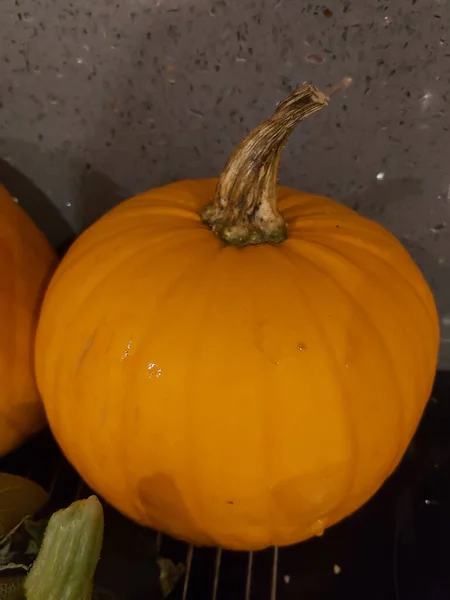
[227, 501, 234, 505]
[297, 343, 307, 351]
[270, 468, 343, 532]
[138, 473, 213, 545]
[76, 336, 93, 368]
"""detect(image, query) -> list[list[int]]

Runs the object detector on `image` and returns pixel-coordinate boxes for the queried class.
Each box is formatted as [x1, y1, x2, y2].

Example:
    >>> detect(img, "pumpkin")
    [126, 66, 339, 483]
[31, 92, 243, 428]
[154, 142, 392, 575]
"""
[35, 85, 439, 551]
[0, 185, 56, 456]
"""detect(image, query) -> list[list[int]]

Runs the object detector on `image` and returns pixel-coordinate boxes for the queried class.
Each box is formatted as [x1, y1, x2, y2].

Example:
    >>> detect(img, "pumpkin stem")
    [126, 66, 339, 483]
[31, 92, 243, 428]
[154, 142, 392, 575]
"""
[201, 83, 329, 246]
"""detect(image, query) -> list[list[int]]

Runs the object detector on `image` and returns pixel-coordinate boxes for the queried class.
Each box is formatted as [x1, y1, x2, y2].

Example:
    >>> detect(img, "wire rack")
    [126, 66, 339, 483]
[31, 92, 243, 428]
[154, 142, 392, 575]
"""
[161, 538, 280, 600]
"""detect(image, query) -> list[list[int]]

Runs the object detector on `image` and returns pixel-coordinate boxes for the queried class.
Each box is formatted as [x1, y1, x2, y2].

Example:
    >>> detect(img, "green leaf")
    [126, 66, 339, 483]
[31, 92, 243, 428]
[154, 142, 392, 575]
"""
[0, 475, 48, 539]
[0, 517, 48, 575]
[24, 496, 104, 600]
[22, 520, 47, 547]
[158, 557, 185, 598]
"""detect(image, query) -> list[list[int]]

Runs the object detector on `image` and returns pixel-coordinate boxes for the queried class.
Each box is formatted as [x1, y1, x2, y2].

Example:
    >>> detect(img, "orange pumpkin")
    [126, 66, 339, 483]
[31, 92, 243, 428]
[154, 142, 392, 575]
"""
[35, 85, 439, 550]
[0, 185, 56, 456]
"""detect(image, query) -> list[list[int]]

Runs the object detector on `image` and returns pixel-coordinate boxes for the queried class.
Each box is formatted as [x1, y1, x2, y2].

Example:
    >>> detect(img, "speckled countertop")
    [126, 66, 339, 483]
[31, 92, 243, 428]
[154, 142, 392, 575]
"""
[1, 0, 449, 365]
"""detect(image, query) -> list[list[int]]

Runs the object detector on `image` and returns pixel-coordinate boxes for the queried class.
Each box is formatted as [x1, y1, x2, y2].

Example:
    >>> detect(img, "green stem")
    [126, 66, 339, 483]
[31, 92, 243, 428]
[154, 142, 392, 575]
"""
[201, 83, 329, 247]
[24, 496, 104, 600]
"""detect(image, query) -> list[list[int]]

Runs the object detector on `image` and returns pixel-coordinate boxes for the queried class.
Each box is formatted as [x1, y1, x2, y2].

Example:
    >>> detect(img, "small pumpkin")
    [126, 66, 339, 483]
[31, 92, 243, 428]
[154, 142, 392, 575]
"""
[35, 85, 439, 550]
[0, 185, 56, 456]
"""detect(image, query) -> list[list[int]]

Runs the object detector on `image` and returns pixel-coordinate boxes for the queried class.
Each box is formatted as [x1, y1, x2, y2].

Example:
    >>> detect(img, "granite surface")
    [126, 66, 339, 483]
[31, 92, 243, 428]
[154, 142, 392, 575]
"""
[0, 0, 449, 365]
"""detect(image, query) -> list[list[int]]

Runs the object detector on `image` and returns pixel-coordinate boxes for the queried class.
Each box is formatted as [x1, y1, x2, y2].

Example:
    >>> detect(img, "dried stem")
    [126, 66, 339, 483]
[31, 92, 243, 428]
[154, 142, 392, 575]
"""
[201, 83, 329, 246]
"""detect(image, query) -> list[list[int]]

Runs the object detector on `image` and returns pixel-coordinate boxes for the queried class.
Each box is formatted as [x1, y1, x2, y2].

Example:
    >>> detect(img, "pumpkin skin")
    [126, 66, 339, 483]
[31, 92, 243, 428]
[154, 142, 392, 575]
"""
[0, 185, 56, 456]
[35, 178, 438, 550]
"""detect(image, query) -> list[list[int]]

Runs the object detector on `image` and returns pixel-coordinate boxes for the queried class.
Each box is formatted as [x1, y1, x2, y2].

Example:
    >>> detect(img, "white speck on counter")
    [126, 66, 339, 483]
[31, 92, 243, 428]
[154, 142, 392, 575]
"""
[76, 57, 84, 65]
[65, 201, 72, 208]
[420, 91, 434, 110]
[333, 564, 341, 575]
[430, 222, 447, 233]
[441, 315, 450, 327]
[12, 197, 19, 204]
[284, 575, 290, 584]
[376, 172, 385, 181]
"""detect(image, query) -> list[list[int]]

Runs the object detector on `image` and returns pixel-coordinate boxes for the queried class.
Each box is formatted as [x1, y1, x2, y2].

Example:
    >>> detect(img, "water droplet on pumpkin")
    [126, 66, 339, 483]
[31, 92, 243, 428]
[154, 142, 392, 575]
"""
[312, 519, 325, 536]
[121, 341, 132, 360]
[147, 363, 162, 378]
